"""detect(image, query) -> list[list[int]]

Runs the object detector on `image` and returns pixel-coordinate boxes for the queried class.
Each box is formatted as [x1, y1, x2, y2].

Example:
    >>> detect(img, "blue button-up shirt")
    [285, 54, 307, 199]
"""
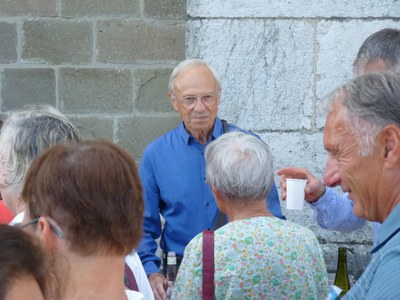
[137, 118, 284, 276]
[343, 203, 400, 299]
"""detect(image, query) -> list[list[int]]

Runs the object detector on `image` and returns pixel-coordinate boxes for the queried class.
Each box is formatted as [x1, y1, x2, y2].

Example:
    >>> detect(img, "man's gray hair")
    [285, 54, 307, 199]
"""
[353, 28, 400, 75]
[168, 59, 222, 96]
[0, 104, 82, 194]
[205, 131, 274, 202]
[321, 71, 400, 156]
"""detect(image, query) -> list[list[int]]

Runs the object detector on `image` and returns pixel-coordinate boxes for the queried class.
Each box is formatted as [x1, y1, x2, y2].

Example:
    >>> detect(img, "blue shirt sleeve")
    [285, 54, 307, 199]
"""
[310, 187, 366, 231]
[137, 152, 163, 276]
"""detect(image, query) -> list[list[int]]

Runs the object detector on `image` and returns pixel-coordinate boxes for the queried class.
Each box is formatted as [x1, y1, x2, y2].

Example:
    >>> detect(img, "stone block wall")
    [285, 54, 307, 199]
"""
[0, 0, 186, 161]
[187, 0, 400, 279]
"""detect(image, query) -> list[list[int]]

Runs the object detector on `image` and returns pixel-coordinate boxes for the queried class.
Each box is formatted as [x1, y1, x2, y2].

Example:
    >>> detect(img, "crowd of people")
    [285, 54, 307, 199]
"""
[1, 27, 400, 300]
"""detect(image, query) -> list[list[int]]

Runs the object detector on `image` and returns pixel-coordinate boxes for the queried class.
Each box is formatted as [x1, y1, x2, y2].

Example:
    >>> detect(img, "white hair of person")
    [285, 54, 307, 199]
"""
[205, 131, 274, 202]
[353, 28, 400, 75]
[0, 104, 82, 195]
[320, 71, 400, 156]
[168, 59, 222, 96]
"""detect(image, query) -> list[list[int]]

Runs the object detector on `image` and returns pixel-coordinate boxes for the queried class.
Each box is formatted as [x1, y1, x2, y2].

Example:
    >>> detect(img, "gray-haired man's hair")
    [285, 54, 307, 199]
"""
[320, 71, 400, 156]
[168, 59, 222, 96]
[0, 104, 82, 195]
[353, 28, 400, 75]
[205, 131, 274, 202]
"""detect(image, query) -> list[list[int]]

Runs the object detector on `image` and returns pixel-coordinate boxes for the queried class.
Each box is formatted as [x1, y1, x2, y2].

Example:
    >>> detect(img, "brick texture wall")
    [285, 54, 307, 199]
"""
[0, 0, 186, 162]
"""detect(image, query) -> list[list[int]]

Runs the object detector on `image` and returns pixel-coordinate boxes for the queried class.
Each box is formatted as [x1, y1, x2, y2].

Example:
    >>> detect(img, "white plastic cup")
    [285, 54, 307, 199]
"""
[286, 178, 307, 210]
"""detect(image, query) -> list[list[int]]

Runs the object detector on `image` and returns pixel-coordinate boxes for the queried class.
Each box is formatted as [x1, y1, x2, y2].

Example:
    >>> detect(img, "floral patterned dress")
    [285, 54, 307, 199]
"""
[173, 216, 328, 300]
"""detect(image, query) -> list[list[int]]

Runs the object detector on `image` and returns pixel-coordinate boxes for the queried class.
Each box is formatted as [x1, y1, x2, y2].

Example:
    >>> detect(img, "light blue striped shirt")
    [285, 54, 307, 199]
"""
[343, 203, 400, 299]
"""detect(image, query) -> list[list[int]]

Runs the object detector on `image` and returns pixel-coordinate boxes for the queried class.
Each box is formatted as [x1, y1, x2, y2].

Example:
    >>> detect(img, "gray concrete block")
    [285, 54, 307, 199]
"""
[59, 68, 133, 113]
[68, 116, 114, 140]
[61, 0, 140, 17]
[188, 19, 315, 130]
[116, 116, 180, 161]
[0, 0, 56, 16]
[262, 132, 326, 180]
[188, 0, 400, 18]
[22, 19, 92, 65]
[316, 20, 400, 100]
[97, 20, 185, 63]
[0, 22, 17, 63]
[144, 0, 186, 19]
[1, 68, 55, 110]
[134, 68, 174, 113]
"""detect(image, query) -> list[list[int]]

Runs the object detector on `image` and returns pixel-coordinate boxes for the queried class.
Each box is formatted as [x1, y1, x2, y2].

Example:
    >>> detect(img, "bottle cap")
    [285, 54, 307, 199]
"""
[167, 251, 177, 265]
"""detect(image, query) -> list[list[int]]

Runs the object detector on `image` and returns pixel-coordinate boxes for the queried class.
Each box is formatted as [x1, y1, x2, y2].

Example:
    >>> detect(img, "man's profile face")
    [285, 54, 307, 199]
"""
[323, 100, 384, 222]
[170, 65, 220, 140]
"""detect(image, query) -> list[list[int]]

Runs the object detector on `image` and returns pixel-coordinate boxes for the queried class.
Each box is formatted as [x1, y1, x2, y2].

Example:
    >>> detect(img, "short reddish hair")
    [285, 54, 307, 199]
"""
[22, 139, 143, 256]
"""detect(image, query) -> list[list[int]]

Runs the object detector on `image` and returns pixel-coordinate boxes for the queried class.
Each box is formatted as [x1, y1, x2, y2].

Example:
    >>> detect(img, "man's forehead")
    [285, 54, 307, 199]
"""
[323, 101, 351, 149]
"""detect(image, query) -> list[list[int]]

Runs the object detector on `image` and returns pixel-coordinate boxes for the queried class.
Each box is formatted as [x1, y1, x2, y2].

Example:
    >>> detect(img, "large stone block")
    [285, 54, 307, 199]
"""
[61, 0, 140, 17]
[0, 0, 56, 16]
[1, 68, 55, 110]
[188, 0, 400, 18]
[315, 20, 400, 129]
[262, 132, 326, 178]
[133, 68, 174, 113]
[68, 116, 114, 140]
[0, 22, 17, 63]
[144, 0, 186, 19]
[97, 20, 185, 63]
[316, 20, 400, 99]
[116, 116, 180, 161]
[22, 19, 92, 65]
[59, 68, 132, 113]
[188, 19, 314, 131]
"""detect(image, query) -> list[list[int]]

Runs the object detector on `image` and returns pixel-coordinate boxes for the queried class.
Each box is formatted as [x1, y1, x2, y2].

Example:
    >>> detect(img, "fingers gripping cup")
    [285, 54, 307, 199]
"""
[286, 178, 307, 210]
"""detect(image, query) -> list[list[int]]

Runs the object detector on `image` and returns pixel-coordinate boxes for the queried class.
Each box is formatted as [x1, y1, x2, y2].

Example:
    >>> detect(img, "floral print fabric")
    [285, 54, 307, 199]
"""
[173, 217, 328, 299]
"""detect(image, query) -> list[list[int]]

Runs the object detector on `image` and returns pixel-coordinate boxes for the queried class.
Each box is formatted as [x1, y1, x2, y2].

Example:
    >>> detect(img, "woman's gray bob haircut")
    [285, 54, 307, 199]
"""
[205, 131, 274, 202]
[320, 71, 400, 156]
[168, 59, 222, 96]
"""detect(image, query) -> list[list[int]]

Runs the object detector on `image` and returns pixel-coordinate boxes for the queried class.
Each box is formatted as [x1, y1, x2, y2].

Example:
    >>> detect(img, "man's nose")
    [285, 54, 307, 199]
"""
[324, 157, 341, 187]
[193, 97, 207, 111]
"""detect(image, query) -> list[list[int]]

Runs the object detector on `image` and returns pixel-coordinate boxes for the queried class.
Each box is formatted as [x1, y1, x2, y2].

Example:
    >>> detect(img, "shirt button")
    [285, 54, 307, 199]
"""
[205, 202, 209, 207]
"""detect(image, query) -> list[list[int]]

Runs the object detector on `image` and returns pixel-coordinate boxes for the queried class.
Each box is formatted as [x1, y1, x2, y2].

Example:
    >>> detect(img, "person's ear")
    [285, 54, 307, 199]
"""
[37, 217, 59, 254]
[381, 125, 400, 168]
[212, 186, 226, 213]
[169, 92, 179, 112]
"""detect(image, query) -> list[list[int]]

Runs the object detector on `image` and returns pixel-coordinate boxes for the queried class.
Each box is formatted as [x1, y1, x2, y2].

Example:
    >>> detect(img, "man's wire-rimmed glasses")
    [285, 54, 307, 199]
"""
[19, 217, 64, 239]
[174, 93, 217, 109]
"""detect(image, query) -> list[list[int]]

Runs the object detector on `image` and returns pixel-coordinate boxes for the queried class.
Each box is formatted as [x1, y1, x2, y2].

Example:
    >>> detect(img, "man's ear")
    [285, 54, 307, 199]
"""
[37, 217, 59, 253]
[168, 92, 179, 112]
[381, 125, 400, 167]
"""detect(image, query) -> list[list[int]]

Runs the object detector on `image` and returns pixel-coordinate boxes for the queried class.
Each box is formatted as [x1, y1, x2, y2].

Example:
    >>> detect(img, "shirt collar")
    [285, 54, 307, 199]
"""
[178, 117, 224, 145]
[371, 203, 400, 253]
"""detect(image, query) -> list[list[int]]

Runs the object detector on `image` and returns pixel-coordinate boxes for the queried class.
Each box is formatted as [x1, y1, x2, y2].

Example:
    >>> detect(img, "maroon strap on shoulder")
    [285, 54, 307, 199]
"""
[202, 230, 214, 300]
[124, 263, 139, 292]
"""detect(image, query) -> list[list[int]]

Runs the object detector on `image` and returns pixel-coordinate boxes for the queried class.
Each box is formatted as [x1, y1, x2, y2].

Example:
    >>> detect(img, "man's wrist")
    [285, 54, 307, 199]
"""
[308, 183, 327, 204]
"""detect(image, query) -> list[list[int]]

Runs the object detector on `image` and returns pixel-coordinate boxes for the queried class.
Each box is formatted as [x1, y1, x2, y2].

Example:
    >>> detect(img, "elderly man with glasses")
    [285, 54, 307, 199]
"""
[137, 59, 285, 300]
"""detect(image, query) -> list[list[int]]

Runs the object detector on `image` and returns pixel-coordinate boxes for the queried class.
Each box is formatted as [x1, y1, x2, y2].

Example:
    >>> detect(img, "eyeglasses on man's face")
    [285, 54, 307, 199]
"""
[175, 94, 217, 109]
[19, 217, 64, 239]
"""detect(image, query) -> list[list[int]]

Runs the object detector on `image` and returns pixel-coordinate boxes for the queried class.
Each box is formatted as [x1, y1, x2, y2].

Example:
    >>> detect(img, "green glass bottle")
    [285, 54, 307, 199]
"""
[334, 247, 351, 297]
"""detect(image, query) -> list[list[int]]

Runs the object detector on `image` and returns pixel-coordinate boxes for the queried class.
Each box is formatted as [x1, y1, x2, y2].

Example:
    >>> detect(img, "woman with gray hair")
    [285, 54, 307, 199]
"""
[173, 131, 328, 299]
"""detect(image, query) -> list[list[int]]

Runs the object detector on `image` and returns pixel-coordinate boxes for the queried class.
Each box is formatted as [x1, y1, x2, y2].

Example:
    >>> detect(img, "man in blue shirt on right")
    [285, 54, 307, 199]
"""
[278, 28, 400, 247]
[319, 71, 400, 299]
